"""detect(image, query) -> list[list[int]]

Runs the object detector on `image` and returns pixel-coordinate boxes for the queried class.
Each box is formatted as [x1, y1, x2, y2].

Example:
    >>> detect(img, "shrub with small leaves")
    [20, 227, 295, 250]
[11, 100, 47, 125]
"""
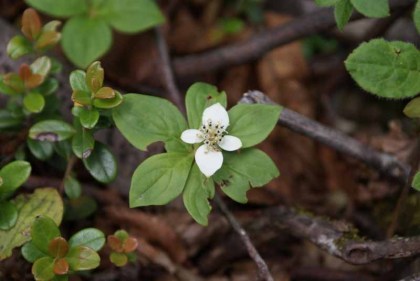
[107, 230, 138, 267]
[22, 216, 105, 281]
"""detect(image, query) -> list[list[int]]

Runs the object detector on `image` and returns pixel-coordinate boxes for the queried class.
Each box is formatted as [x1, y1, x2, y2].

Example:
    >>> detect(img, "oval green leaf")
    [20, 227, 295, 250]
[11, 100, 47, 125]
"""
[79, 109, 99, 129]
[25, 0, 88, 17]
[22, 241, 46, 263]
[0, 201, 18, 230]
[228, 104, 282, 148]
[130, 153, 193, 207]
[345, 39, 420, 99]
[350, 0, 389, 18]
[404, 97, 420, 118]
[110, 252, 128, 267]
[413, 171, 420, 191]
[64, 176, 82, 199]
[82, 142, 117, 183]
[0, 160, 31, 196]
[66, 246, 100, 271]
[31, 216, 61, 255]
[92, 91, 123, 109]
[23, 92, 45, 113]
[69, 70, 89, 92]
[6, 35, 32, 59]
[182, 164, 214, 225]
[68, 228, 105, 251]
[62, 16, 112, 68]
[32, 256, 55, 281]
[29, 120, 75, 142]
[27, 139, 54, 161]
[102, 0, 165, 33]
[113, 94, 188, 151]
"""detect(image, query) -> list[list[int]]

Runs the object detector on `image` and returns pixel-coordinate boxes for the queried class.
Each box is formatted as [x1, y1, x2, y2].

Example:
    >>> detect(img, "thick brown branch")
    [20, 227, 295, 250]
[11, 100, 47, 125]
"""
[173, 0, 415, 77]
[215, 194, 274, 281]
[264, 206, 420, 265]
[240, 90, 410, 184]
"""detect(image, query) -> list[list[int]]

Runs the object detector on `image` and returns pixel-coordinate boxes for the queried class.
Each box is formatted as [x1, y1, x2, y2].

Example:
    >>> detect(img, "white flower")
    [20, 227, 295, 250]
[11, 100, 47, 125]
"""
[181, 103, 242, 177]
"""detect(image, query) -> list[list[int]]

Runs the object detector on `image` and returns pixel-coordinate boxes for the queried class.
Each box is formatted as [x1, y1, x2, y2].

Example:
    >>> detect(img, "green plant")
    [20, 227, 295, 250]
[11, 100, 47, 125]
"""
[25, 0, 165, 68]
[107, 230, 138, 267]
[22, 216, 105, 281]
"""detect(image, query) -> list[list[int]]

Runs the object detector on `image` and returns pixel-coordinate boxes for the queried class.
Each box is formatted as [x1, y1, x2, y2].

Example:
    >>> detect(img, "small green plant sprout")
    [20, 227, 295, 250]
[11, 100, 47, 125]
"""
[0, 160, 31, 230]
[7, 8, 61, 59]
[107, 230, 138, 267]
[22, 216, 105, 281]
[25, 0, 165, 68]
[113, 83, 281, 225]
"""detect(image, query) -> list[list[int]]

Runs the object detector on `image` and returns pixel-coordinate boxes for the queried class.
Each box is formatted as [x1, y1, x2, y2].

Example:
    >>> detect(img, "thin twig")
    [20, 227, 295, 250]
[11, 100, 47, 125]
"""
[155, 26, 185, 112]
[172, 0, 415, 77]
[387, 139, 420, 238]
[215, 194, 274, 281]
[240, 90, 410, 184]
[59, 155, 77, 194]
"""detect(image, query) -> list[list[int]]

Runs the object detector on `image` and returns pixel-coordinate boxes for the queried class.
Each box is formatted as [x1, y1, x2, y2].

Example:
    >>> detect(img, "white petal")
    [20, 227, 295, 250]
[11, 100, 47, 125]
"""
[202, 103, 229, 128]
[195, 145, 223, 177]
[181, 129, 204, 144]
[219, 135, 242, 151]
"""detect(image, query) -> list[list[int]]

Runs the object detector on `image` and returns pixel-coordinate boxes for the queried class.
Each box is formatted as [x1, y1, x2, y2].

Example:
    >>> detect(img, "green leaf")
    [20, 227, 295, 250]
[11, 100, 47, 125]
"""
[62, 16, 112, 68]
[350, 0, 389, 18]
[85, 61, 104, 93]
[334, 0, 353, 30]
[214, 148, 279, 203]
[185, 82, 227, 129]
[64, 176, 82, 199]
[31, 56, 52, 77]
[29, 120, 75, 141]
[92, 91, 123, 109]
[37, 78, 59, 96]
[66, 246, 100, 271]
[27, 139, 54, 161]
[72, 121, 95, 159]
[68, 228, 105, 251]
[82, 142, 117, 183]
[110, 252, 128, 267]
[25, 0, 88, 17]
[0, 202, 18, 230]
[31, 216, 61, 254]
[412, 171, 420, 191]
[64, 196, 97, 221]
[72, 91, 92, 106]
[0, 109, 22, 129]
[79, 109, 99, 129]
[7, 35, 32, 59]
[69, 70, 89, 92]
[0, 188, 63, 260]
[414, 0, 420, 34]
[113, 94, 188, 151]
[0, 76, 20, 95]
[22, 241, 46, 263]
[32, 256, 55, 281]
[130, 153, 193, 207]
[228, 104, 281, 148]
[102, 0, 165, 33]
[0, 160, 31, 196]
[315, 0, 338, 6]
[345, 39, 420, 99]
[23, 92, 45, 113]
[404, 97, 420, 118]
[182, 164, 214, 225]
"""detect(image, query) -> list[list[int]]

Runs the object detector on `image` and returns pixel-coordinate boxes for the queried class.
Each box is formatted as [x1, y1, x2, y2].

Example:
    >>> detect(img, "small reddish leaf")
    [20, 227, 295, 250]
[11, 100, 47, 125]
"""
[94, 87, 115, 99]
[19, 64, 32, 81]
[53, 258, 69, 275]
[25, 74, 44, 89]
[122, 237, 138, 253]
[21, 8, 41, 41]
[48, 237, 69, 258]
[107, 235, 122, 252]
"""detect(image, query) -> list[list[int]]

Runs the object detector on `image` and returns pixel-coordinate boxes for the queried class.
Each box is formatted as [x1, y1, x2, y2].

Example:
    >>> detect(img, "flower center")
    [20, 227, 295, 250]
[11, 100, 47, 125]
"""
[200, 119, 226, 151]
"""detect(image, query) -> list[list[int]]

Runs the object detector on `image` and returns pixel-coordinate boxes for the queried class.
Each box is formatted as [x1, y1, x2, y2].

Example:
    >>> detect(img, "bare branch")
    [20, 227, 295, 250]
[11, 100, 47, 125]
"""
[215, 194, 274, 281]
[264, 206, 420, 265]
[240, 90, 410, 184]
[155, 26, 185, 112]
[173, 0, 415, 77]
